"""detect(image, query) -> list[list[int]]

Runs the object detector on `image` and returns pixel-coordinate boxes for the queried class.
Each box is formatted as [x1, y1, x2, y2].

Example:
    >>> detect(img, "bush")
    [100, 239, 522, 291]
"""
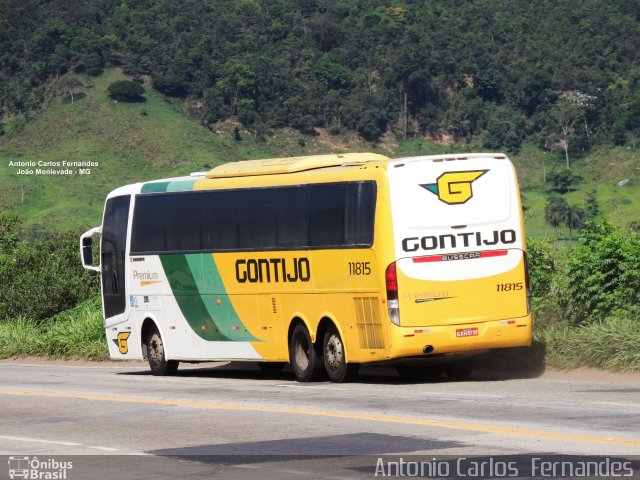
[560, 220, 640, 325]
[526, 238, 566, 330]
[526, 239, 556, 299]
[153, 73, 189, 97]
[546, 170, 582, 194]
[0, 213, 99, 322]
[107, 80, 145, 102]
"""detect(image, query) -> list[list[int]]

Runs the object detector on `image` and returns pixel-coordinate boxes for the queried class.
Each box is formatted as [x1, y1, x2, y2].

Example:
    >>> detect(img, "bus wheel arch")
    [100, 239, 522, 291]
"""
[287, 317, 324, 382]
[318, 317, 358, 383]
[141, 318, 178, 376]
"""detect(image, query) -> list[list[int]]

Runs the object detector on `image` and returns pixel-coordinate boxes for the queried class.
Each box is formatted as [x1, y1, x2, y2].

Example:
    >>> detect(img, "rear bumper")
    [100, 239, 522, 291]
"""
[387, 315, 532, 360]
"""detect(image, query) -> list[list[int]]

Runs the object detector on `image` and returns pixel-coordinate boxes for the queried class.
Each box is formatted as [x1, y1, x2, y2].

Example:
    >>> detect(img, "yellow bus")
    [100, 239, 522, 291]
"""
[81, 152, 532, 382]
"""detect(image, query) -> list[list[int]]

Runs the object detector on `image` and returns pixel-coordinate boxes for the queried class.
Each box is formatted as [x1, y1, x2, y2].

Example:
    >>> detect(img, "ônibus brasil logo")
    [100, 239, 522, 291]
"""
[8, 456, 73, 479]
[420, 170, 488, 205]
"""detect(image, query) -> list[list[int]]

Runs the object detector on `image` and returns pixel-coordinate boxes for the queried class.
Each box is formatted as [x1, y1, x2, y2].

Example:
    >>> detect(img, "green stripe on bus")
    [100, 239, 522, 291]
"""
[185, 254, 259, 342]
[141, 180, 196, 193]
[159, 254, 229, 341]
[141, 182, 170, 193]
[159, 254, 259, 342]
[165, 180, 196, 192]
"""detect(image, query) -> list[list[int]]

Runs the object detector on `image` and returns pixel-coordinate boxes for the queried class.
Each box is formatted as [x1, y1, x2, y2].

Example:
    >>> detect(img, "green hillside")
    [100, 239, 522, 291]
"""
[1, 69, 639, 236]
[0, 70, 263, 231]
[511, 144, 640, 238]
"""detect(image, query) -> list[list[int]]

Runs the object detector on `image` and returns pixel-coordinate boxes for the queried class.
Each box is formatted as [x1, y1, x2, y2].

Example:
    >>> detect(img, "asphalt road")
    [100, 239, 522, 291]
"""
[1, 359, 639, 479]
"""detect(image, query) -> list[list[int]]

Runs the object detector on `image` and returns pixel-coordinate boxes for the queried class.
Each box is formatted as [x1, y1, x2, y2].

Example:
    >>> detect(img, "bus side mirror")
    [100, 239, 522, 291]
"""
[80, 226, 101, 272]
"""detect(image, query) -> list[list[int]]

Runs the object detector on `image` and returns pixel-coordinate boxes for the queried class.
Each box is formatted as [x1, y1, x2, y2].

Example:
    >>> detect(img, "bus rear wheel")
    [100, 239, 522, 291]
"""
[323, 325, 358, 383]
[145, 325, 178, 376]
[289, 324, 324, 382]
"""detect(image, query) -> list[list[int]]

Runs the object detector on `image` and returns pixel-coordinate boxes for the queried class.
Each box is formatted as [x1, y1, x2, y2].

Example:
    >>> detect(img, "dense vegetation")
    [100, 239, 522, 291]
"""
[529, 221, 640, 370]
[0, 209, 98, 322]
[2, 0, 640, 150]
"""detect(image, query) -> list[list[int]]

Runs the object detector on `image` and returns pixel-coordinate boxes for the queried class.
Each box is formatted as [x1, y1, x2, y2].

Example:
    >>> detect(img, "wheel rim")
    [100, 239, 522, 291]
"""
[324, 333, 344, 373]
[294, 334, 310, 370]
[149, 333, 164, 366]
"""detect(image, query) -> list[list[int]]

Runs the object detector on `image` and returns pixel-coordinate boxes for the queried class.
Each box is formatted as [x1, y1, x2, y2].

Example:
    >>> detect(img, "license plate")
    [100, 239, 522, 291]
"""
[456, 327, 479, 337]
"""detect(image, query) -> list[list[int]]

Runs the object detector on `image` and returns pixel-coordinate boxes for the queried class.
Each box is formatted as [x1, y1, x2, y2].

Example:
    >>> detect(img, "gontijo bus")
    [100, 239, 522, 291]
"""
[80, 152, 532, 382]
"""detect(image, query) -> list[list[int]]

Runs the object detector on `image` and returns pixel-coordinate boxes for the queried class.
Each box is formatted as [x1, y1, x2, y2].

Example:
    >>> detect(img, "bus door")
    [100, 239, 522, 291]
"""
[100, 195, 131, 325]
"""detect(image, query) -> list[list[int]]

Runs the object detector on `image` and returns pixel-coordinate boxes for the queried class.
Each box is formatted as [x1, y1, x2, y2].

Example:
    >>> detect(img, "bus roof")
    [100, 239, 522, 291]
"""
[205, 153, 389, 179]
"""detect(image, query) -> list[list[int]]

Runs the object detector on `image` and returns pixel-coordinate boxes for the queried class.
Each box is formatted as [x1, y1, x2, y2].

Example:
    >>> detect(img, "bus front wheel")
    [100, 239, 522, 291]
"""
[289, 324, 324, 382]
[323, 325, 358, 383]
[145, 325, 179, 376]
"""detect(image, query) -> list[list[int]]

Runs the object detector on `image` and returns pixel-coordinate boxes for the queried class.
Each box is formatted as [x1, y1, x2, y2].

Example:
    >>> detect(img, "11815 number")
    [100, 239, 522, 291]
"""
[348, 262, 371, 276]
[496, 282, 523, 292]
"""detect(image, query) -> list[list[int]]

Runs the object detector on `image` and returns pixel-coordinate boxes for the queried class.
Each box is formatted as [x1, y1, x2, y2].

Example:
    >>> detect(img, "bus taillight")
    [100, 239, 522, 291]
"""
[385, 262, 400, 326]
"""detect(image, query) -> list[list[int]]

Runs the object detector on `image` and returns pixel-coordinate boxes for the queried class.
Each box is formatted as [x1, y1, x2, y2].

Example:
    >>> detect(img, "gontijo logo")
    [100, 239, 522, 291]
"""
[420, 170, 488, 205]
[114, 332, 131, 354]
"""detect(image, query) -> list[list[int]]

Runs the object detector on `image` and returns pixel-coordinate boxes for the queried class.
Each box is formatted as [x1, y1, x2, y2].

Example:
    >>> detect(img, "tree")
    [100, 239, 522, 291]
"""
[565, 205, 585, 236]
[57, 75, 84, 104]
[107, 80, 145, 102]
[545, 195, 569, 228]
[550, 91, 596, 169]
[584, 190, 600, 221]
[475, 68, 503, 102]
[546, 170, 582, 194]
[544, 195, 584, 235]
[342, 92, 391, 141]
[216, 59, 256, 116]
[153, 73, 189, 98]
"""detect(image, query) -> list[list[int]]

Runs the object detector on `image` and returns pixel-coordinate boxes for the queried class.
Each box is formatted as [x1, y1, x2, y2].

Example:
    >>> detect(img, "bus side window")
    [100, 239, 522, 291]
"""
[309, 184, 346, 247]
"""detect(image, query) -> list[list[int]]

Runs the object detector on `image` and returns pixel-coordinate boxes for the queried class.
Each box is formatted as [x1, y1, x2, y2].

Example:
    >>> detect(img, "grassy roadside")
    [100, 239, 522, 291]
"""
[540, 316, 640, 371]
[0, 297, 108, 360]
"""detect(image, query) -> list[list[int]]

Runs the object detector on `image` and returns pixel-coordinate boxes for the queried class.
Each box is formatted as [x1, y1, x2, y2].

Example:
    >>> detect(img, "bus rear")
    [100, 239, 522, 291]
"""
[386, 154, 532, 361]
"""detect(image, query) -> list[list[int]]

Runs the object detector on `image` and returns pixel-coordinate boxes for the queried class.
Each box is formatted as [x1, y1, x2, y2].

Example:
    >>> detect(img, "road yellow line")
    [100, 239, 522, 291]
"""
[2, 389, 639, 448]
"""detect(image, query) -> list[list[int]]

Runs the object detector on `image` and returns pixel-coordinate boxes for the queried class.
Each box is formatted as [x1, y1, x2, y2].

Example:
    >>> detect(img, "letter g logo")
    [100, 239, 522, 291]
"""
[421, 170, 488, 205]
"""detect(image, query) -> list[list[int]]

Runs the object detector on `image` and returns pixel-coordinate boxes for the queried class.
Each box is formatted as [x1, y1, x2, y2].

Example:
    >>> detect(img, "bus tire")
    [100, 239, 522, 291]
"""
[444, 358, 474, 380]
[323, 325, 358, 383]
[257, 362, 286, 374]
[289, 324, 324, 382]
[145, 325, 179, 376]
